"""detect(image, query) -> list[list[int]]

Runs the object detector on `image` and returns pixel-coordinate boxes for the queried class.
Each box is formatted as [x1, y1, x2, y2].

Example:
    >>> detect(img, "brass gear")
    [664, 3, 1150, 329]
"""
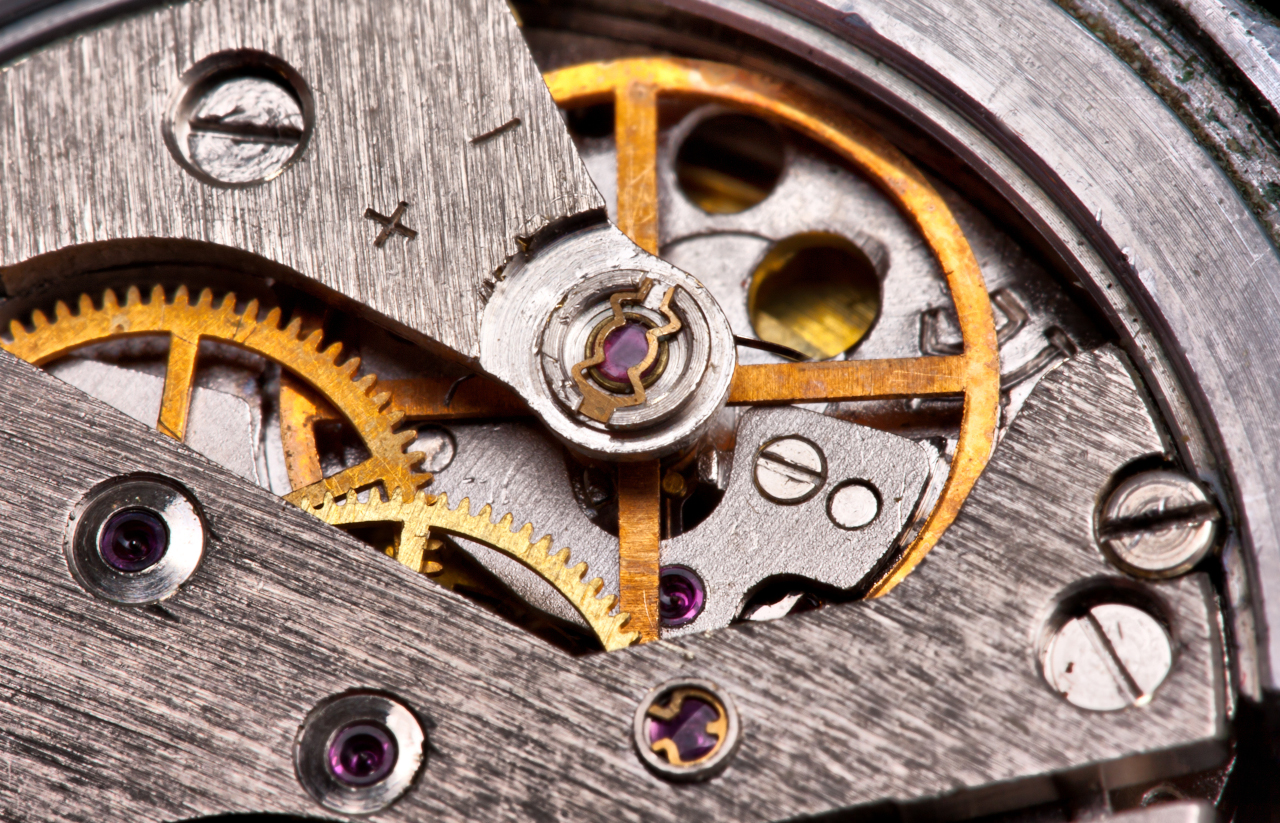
[0, 284, 428, 505]
[304, 489, 639, 651]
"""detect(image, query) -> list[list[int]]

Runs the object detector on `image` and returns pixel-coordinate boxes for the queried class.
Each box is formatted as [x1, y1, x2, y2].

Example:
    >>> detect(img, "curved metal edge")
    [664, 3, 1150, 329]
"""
[656, 0, 1280, 693]
[0, 0, 157, 67]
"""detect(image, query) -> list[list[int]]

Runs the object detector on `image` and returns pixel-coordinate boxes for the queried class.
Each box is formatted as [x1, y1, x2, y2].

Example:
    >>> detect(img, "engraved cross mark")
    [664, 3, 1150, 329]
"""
[364, 201, 419, 247]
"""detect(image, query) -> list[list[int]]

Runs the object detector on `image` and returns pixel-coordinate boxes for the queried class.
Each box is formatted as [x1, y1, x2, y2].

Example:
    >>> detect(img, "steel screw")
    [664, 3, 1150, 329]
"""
[1098, 470, 1219, 578]
[166, 52, 313, 187]
[753, 436, 827, 504]
[1042, 602, 1173, 711]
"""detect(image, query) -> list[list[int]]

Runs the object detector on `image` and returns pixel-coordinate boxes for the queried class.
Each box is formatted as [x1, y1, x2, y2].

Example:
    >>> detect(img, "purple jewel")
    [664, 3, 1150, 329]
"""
[327, 721, 397, 787]
[658, 566, 705, 627]
[98, 508, 168, 572]
[647, 695, 721, 762]
[598, 322, 653, 384]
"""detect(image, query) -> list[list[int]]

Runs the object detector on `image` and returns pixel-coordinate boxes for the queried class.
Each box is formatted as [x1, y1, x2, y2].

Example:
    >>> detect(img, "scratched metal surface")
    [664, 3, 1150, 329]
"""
[0, 345, 1222, 821]
[0, 0, 603, 360]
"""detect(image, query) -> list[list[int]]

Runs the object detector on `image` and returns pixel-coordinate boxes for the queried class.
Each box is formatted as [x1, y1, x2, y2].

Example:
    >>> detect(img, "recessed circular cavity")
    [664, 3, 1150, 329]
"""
[584, 312, 669, 391]
[658, 566, 706, 628]
[65, 476, 205, 604]
[827, 481, 881, 530]
[676, 113, 785, 214]
[748, 233, 881, 361]
[295, 691, 425, 814]
[165, 50, 314, 187]
[633, 679, 740, 782]
[328, 721, 398, 787]
[98, 508, 169, 572]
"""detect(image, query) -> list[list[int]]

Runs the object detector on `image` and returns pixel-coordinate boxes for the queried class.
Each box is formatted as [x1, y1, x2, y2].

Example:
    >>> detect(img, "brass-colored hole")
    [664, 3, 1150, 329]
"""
[748, 233, 881, 360]
[675, 114, 785, 214]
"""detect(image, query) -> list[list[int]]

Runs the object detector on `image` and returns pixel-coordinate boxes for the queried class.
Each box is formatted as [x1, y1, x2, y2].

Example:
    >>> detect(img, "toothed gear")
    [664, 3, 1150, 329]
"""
[0, 285, 428, 504]
[306, 489, 639, 651]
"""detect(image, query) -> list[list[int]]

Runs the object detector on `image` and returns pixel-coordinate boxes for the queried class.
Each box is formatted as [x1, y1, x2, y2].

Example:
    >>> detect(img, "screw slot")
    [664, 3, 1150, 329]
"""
[1097, 469, 1219, 578]
[753, 435, 827, 505]
[65, 476, 205, 604]
[164, 50, 314, 187]
[1040, 585, 1174, 712]
[295, 692, 425, 814]
[633, 679, 740, 782]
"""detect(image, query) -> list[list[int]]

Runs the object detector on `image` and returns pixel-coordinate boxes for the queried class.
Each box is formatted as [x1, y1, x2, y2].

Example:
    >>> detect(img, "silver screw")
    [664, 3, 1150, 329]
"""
[166, 53, 312, 187]
[1099, 470, 1219, 578]
[827, 480, 881, 529]
[753, 436, 826, 504]
[1042, 602, 1173, 711]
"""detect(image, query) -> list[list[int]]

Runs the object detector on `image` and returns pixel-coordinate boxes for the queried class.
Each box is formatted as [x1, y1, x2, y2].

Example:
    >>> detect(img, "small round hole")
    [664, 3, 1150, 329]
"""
[675, 113, 785, 214]
[748, 233, 881, 360]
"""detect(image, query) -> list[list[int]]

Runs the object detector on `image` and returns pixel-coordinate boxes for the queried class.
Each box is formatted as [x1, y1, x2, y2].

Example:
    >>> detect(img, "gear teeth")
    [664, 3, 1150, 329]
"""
[308, 490, 638, 650]
[3, 283, 427, 513]
[372, 390, 392, 410]
[303, 328, 324, 351]
[386, 408, 406, 426]
[338, 357, 361, 378]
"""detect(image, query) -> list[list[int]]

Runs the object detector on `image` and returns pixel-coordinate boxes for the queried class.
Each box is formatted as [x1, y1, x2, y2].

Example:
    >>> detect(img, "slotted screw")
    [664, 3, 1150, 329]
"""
[753, 436, 826, 504]
[1043, 602, 1173, 711]
[1098, 470, 1219, 578]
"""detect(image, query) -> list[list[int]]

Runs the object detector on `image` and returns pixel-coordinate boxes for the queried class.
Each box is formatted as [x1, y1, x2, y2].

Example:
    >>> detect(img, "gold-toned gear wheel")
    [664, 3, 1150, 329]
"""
[0, 284, 428, 505]
[305, 489, 638, 651]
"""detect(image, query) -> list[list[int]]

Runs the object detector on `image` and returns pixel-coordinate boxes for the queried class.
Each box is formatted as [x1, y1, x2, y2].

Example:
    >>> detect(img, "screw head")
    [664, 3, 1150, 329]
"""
[295, 692, 425, 814]
[633, 679, 740, 781]
[165, 51, 314, 187]
[827, 480, 881, 529]
[753, 436, 827, 504]
[66, 477, 205, 604]
[1099, 470, 1219, 578]
[1043, 602, 1173, 711]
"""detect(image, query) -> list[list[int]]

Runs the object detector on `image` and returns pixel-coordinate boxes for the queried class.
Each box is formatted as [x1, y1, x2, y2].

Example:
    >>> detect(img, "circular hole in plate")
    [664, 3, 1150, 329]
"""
[748, 232, 881, 360]
[675, 113, 785, 214]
